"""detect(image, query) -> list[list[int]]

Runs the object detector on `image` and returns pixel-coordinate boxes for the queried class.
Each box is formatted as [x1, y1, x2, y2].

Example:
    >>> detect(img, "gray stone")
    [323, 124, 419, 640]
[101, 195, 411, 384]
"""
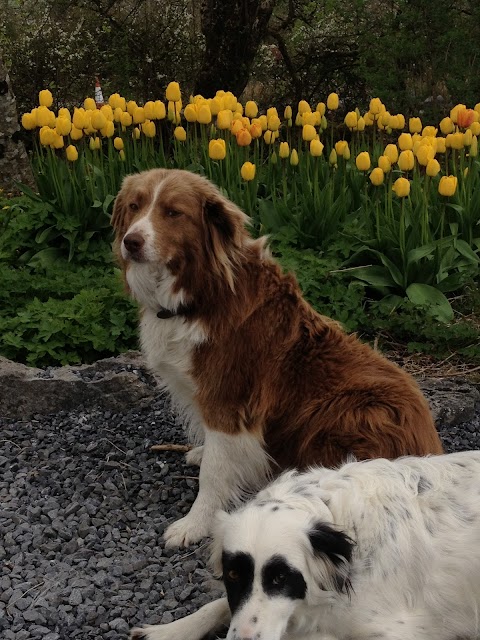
[419, 377, 480, 426]
[0, 351, 156, 419]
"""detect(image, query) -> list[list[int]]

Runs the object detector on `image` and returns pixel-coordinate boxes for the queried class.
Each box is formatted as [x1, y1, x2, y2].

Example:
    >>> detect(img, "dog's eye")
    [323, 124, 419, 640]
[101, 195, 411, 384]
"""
[226, 569, 240, 582]
[166, 209, 182, 218]
[272, 573, 286, 586]
[129, 203, 139, 211]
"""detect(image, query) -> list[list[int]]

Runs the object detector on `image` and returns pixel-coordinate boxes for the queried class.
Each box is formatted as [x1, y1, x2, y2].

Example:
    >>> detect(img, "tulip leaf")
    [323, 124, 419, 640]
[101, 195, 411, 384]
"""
[406, 283, 453, 323]
[369, 250, 404, 287]
[455, 239, 479, 263]
[347, 265, 396, 288]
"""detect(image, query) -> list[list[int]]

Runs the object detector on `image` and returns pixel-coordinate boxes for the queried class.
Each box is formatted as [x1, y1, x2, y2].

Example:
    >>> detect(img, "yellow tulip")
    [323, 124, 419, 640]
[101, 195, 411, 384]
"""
[295, 113, 303, 127]
[55, 116, 71, 136]
[439, 117, 454, 135]
[426, 158, 440, 177]
[153, 101, 166, 120]
[344, 111, 358, 129]
[268, 115, 281, 131]
[329, 149, 337, 165]
[396, 114, 406, 129]
[290, 149, 299, 166]
[100, 104, 113, 121]
[438, 175, 458, 197]
[217, 109, 233, 130]
[184, 104, 197, 122]
[422, 126, 437, 137]
[335, 141, 349, 157]
[310, 139, 324, 157]
[37, 106, 54, 128]
[223, 92, 237, 111]
[409, 117, 422, 134]
[240, 161, 256, 181]
[270, 151, 278, 164]
[316, 102, 326, 117]
[58, 107, 71, 121]
[384, 144, 398, 164]
[174, 126, 187, 142]
[470, 122, 480, 136]
[231, 119, 244, 136]
[392, 177, 410, 197]
[369, 97, 382, 115]
[70, 108, 85, 130]
[464, 129, 473, 146]
[209, 138, 226, 160]
[132, 107, 146, 125]
[209, 96, 223, 115]
[66, 145, 78, 162]
[119, 149, 126, 161]
[355, 151, 371, 171]
[84, 97, 96, 111]
[398, 149, 415, 171]
[91, 110, 107, 130]
[113, 137, 124, 151]
[39, 89, 53, 107]
[356, 116, 366, 132]
[89, 136, 101, 150]
[302, 124, 317, 141]
[51, 132, 64, 149]
[369, 167, 384, 186]
[302, 112, 317, 127]
[39, 126, 55, 146]
[470, 136, 478, 157]
[264, 130, 275, 144]
[327, 93, 339, 110]
[279, 141, 290, 158]
[298, 100, 311, 114]
[144, 101, 156, 120]
[398, 133, 413, 150]
[21, 112, 36, 130]
[166, 81, 181, 102]
[197, 104, 212, 125]
[364, 111, 375, 126]
[142, 120, 156, 138]
[120, 111, 133, 128]
[70, 125, 83, 141]
[446, 132, 464, 150]
[378, 155, 391, 173]
[113, 107, 123, 123]
[245, 101, 258, 119]
[284, 105, 292, 119]
[416, 144, 435, 166]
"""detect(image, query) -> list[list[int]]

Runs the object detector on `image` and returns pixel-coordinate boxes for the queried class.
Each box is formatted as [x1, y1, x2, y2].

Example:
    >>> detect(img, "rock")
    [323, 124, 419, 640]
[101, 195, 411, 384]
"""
[0, 351, 157, 419]
[418, 377, 480, 426]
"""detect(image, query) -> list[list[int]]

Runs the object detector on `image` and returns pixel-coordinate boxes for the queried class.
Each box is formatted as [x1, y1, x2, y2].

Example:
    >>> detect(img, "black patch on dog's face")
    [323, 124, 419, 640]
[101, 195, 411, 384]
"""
[261, 555, 307, 600]
[223, 551, 254, 614]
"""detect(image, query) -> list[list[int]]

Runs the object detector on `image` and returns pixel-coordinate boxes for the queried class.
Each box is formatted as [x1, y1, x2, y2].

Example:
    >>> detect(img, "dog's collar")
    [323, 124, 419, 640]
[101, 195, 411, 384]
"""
[156, 303, 195, 319]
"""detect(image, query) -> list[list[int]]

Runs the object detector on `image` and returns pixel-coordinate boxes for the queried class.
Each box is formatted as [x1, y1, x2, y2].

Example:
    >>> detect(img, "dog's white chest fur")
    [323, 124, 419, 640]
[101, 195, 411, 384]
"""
[140, 309, 206, 429]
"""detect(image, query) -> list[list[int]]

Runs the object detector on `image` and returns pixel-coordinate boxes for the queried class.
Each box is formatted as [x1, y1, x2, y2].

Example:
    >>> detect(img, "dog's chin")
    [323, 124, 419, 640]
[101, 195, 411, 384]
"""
[125, 261, 174, 309]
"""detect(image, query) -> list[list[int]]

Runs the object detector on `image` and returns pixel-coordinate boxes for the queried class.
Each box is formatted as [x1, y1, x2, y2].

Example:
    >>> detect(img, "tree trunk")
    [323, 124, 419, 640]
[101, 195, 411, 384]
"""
[0, 53, 35, 191]
[194, 0, 277, 98]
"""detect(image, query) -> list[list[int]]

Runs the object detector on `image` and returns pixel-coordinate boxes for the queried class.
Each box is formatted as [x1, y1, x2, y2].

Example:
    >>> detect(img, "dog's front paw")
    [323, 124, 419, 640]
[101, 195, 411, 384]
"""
[163, 514, 211, 548]
[130, 624, 178, 640]
[185, 445, 203, 466]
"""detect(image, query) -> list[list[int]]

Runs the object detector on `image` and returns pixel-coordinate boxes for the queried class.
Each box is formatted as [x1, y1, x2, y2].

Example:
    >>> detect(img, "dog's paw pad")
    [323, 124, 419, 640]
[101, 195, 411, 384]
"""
[185, 445, 203, 466]
[164, 516, 209, 548]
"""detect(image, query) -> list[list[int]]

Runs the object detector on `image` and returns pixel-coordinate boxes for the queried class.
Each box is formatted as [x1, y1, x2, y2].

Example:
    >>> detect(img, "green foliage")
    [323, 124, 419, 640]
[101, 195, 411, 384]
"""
[0, 262, 138, 366]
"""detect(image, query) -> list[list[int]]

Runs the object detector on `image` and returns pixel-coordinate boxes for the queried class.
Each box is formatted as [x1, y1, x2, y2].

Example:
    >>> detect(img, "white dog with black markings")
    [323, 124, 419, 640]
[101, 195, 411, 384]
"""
[131, 451, 480, 640]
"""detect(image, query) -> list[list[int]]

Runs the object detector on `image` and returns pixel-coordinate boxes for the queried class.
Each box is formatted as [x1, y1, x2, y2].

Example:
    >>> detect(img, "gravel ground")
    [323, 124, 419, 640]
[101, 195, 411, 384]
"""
[1, 378, 479, 640]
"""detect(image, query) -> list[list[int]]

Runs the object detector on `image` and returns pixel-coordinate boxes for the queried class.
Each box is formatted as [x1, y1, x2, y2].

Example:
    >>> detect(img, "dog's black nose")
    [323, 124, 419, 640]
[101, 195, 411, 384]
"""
[123, 232, 145, 256]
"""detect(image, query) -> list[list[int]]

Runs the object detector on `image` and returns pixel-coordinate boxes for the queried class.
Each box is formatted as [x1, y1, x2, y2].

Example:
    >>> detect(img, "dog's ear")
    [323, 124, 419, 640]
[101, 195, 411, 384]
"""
[307, 522, 355, 596]
[202, 193, 250, 291]
[209, 510, 231, 578]
[111, 188, 128, 234]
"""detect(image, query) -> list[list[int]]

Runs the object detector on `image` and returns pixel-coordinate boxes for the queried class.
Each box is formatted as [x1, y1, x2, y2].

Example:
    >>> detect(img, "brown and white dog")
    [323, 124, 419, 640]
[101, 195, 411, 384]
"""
[112, 168, 443, 548]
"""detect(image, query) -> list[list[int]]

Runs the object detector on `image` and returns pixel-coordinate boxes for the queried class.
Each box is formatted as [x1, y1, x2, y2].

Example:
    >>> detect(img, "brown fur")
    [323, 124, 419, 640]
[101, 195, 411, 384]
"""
[112, 168, 443, 472]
